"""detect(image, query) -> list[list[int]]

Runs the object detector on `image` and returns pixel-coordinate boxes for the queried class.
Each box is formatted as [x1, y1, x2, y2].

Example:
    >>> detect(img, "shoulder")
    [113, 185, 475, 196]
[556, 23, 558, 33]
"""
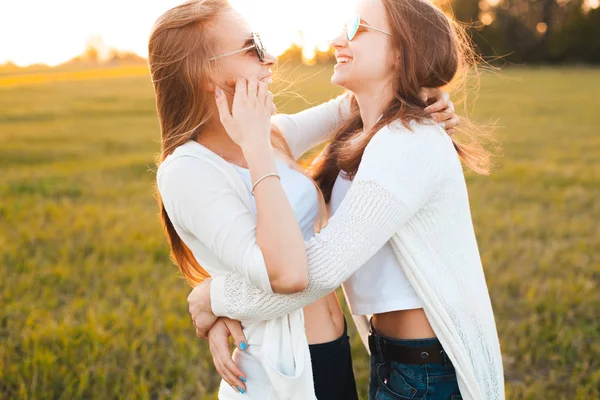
[365, 120, 451, 155]
[157, 141, 224, 194]
[356, 120, 453, 183]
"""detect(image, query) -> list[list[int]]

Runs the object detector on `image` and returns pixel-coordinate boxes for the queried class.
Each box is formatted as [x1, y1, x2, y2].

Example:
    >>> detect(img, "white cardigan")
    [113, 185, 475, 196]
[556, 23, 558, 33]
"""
[208, 119, 506, 397]
[157, 96, 350, 399]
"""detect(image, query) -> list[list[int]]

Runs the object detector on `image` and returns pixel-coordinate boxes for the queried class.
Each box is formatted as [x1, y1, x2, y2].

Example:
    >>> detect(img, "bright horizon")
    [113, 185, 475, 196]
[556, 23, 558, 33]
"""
[0, 0, 357, 67]
[3, 0, 598, 67]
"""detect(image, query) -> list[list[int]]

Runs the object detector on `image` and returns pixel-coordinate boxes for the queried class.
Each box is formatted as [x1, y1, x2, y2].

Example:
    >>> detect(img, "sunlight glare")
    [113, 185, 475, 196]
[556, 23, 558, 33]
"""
[0, 0, 357, 67]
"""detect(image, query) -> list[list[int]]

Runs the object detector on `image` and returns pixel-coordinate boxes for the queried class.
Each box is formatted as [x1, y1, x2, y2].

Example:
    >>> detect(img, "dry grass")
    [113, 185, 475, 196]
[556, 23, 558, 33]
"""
[1, 64, 599, 399]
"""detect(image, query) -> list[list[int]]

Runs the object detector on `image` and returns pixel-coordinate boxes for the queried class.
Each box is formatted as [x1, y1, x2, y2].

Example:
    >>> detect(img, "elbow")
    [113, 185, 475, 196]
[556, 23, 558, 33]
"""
[270, 269, 309, 294]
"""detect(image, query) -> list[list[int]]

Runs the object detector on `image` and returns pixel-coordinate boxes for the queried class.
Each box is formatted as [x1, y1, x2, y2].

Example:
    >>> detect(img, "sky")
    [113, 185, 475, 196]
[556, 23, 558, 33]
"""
[2, 0, 598, 67]
[0, 0, 356, 67]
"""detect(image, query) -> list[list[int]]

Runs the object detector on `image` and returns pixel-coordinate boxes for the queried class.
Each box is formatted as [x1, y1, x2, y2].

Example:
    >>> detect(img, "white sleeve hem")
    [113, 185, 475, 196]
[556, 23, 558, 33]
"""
[210, 276, 229, 317]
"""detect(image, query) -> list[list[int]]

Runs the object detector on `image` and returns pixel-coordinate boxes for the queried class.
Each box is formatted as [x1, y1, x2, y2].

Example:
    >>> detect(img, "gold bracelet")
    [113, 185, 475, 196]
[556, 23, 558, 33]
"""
[251, 172, 281, 196]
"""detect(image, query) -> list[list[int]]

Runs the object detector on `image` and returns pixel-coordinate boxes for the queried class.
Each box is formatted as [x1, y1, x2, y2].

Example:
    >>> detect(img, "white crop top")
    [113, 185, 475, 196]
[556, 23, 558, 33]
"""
[330, 171, 424, 315]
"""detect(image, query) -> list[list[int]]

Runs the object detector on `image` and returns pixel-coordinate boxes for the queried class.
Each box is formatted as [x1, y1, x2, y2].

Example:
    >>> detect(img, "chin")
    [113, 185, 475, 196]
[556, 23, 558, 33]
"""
[330, 72, 350, 90]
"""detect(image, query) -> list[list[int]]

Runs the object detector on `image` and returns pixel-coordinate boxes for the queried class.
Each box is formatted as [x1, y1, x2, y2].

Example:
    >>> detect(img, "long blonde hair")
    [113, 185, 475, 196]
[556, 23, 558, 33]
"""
[149, 0, 326, 286]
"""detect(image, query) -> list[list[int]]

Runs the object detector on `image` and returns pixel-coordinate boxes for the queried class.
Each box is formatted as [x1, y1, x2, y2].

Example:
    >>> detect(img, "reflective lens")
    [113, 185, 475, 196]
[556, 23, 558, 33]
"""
[253, 33, 266, 62]
[347, 16, 360, 41]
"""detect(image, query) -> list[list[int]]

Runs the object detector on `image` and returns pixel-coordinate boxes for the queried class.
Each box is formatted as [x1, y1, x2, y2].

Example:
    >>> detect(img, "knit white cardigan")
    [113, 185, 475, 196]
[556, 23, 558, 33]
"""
[208, 122, 506, 398]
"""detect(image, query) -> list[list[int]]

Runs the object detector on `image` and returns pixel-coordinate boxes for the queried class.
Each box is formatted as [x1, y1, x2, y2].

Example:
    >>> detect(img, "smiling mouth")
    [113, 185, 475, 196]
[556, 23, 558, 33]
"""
[335, 56, 353, 65]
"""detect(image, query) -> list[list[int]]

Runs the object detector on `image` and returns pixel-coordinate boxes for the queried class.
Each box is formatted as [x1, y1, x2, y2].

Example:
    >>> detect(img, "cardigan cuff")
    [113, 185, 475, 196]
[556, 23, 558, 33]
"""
[210, 276, 229, 317]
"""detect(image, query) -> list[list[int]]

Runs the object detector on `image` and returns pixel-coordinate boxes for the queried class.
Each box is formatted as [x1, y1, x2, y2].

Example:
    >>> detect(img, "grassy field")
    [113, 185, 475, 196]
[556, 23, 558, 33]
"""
[1, 64, 599, 399]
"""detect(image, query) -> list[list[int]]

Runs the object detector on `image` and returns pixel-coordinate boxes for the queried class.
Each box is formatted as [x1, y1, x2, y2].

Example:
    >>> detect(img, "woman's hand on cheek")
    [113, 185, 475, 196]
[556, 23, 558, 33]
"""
[215, 77, 273, 149]
[187, 278, 218, 339]
[225, 77, 276, 115]
[419, 87, 460, 135]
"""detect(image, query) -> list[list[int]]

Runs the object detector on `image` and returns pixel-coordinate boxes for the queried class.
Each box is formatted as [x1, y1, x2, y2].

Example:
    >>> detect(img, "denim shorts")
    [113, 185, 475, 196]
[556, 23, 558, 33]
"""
[369, 330, 462, 400]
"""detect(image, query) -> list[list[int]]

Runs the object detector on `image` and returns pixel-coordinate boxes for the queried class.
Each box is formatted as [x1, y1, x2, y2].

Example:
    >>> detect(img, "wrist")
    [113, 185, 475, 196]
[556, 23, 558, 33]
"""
[200, 278, 213, 313]
[242, 143, 277, 175]
[241, 139, 273, 159]
[209, 276, 229, 317]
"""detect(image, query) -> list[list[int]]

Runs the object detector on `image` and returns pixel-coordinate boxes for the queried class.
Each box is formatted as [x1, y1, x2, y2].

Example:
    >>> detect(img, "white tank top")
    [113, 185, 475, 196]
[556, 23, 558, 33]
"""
[330, 172, 424, 315]
[232, 158, 319, 241]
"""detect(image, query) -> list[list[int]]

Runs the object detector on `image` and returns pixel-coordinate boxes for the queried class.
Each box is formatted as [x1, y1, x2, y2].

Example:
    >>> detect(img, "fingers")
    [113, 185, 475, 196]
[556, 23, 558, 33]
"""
[424, 90, 450, 114]
[431, 110, 453, 123]
[247, 76, 258, 99]
[208, 321, 247, 394]
[446, 100, 455, 114]
[214, 87, 232, 126]
[235, 77, 248, 99]
[257, 81, 268, 103]
[231, 77, 249, 115]
[191, 309, 218, 339]
[210, 342, 247, 394]
[196, 326, 208, 339]
[264, 90, 275, 115]
[223, 318, 248, 351]
[444, 115, 460, 131]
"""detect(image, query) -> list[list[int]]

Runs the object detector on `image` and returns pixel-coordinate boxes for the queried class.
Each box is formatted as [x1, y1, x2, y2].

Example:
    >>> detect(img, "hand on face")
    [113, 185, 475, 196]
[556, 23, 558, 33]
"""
[215, 77, 276, 150]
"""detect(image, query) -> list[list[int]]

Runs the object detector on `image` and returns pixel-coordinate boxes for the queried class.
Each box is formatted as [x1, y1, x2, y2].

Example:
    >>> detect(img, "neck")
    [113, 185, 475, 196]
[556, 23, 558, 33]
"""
[197, 109, 245, 162]
[354, 81, 395, 131]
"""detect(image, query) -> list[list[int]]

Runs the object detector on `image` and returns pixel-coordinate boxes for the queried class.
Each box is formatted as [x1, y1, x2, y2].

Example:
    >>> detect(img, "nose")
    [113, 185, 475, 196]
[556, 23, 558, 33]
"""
[330, 31, 348, 50]
[262, 51, 276, 66]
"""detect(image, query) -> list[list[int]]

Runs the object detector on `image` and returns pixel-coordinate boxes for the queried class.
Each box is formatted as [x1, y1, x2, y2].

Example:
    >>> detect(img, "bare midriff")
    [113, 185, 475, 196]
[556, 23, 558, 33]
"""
[303, 292, 345, 344]
[372, 309, 436, 339]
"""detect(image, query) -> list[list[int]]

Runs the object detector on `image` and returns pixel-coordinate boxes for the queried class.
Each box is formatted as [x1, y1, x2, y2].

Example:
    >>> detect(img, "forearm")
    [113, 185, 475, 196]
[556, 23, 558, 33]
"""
[272, 93, 352, 159]
[243, 143, 308, 293]
[210, 125, 447, 321]
[210, 180, 406, 321]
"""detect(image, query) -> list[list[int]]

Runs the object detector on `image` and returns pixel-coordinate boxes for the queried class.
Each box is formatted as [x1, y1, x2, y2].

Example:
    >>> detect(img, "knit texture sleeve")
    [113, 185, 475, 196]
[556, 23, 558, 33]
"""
[271, 93, 351, 160]
[210, 123, 450, 319]
[211, 180, 404, 319]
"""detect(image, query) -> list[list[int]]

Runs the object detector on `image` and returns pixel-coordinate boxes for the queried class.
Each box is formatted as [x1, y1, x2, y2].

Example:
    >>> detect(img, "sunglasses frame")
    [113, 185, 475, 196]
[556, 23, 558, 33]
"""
[346, 15, 392, 41]
[210, 32, 266, 62]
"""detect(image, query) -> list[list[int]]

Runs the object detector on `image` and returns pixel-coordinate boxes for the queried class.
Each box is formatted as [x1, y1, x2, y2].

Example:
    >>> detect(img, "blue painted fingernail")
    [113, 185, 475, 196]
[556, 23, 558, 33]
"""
[238, 387, 245, 394]
[239, 342, 248, 350]
[239, 376, 247, 383]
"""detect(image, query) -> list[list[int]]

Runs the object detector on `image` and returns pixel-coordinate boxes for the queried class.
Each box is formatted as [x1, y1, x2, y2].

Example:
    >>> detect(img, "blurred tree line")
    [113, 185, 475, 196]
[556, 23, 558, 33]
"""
[451, 0, 600, 64]
[279, 0, 600, 65]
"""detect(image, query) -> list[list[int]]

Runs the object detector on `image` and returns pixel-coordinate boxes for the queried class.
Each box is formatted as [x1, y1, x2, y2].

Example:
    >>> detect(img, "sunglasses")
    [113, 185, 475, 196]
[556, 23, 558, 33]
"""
[210, 32, 266, 62]
[345, 15, 392, 41]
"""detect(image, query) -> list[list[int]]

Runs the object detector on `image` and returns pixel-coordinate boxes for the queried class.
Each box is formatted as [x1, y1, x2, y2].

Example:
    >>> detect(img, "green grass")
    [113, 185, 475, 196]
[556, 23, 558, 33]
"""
[1, 65, 599, 399]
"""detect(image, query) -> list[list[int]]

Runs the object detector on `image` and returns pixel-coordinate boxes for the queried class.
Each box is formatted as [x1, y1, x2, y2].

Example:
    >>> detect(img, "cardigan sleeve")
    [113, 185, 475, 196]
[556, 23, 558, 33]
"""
[210, 123, 450, 320]
[271, 93, 351, 160]
[157, 156, 273, 293]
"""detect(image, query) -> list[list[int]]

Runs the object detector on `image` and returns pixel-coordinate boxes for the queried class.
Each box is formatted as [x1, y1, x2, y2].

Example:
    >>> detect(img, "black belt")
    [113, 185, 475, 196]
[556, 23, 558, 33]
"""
[368, 334, 446, 365]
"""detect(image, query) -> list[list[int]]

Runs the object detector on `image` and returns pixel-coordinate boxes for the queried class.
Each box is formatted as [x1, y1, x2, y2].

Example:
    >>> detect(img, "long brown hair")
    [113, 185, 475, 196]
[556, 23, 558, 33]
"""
[312, 0, 494, 203]
[149, 0, 326, 286]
